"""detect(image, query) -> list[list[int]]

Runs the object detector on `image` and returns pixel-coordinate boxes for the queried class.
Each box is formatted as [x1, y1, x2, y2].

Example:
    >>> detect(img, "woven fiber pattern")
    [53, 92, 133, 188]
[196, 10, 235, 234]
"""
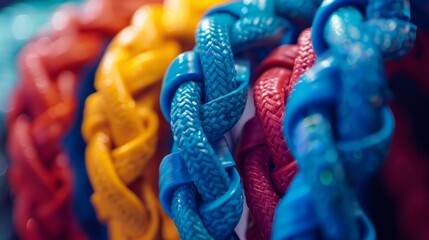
[289, 29, 316, 91]
[160, 2, 299, 238]
[237, 30, 312, 240]
[81, 1, 226, 239]
[5, 0, 152, 239]
[169, 72, 244, 240]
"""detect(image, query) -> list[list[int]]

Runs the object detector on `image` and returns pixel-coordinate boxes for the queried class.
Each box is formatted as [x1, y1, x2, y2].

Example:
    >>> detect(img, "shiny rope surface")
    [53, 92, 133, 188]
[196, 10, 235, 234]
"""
[274, 0, 416, 239]
[81, 1, 225, 239]
[158, 1, 306, 239]
[6, 0, 149, 239]
[235, 29, 314, 240]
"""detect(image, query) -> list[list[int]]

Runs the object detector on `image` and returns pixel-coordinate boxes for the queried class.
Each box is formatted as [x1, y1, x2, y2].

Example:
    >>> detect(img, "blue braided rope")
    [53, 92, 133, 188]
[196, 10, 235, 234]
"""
[169, 13, 245, 236]
[171, 185, 213, 239]
[196, 14, 237, 102]
[273, 0, 416, 239]
[161, 1, 328, 239]
[171, 81, 231, 203]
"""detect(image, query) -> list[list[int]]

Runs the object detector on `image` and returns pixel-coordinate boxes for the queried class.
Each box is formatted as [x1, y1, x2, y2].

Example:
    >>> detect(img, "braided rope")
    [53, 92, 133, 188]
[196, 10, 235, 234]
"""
[158, 1, 310, 238]
[6, 1, 150, 239]
[81, 1, 225, 239]
[158, 1, 331, 238]
[236, 30, 313, 240]
[0, 2, 70, 239]
[274, 0, 416, 239]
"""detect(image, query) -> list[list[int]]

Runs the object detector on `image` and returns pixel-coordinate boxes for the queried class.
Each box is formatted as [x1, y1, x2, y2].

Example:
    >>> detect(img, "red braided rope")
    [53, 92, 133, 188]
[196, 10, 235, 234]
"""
[6, 1, 150, 239]
[253, 47, 297, 195]
[237, 29, 316, 240]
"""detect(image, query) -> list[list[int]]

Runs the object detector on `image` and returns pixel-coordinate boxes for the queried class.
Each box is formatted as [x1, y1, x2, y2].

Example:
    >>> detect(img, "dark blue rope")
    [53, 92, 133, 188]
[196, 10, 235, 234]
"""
[274, 0, 416, 239]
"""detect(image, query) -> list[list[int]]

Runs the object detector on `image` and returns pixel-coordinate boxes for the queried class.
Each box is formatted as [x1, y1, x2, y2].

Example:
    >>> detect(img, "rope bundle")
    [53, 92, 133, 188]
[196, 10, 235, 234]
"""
[158, 1, 325, 239]
[6, 0, 149, 239]
[81, 1, 225, 239]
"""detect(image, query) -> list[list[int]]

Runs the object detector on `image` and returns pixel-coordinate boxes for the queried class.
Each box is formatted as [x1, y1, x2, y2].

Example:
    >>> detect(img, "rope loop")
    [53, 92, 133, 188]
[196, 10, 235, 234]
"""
[274, 0, 416, 239]
[159, 0, 327, 238]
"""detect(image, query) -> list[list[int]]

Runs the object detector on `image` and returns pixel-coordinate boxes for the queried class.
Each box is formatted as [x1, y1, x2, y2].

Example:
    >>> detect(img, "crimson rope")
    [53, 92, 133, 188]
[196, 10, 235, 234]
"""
[237, 29, 316, 240]
[6, 1, 149, 239]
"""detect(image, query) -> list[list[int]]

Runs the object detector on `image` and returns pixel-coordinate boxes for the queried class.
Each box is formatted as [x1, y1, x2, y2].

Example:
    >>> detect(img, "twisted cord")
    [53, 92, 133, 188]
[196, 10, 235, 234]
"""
[237, 119, 281, 240]
[197, 14, 237, 103]
[274, 1, 416, 239]
[82, 1, 225, 239]
[254, 55, 295, 168]
[161, 1, 328, 238]
[0, 2, 70, 239]
[5, 0, 151, 238]
[171, 81, 232, 202]
[160, 1, 323, 238]
[236, 30, 311, 240]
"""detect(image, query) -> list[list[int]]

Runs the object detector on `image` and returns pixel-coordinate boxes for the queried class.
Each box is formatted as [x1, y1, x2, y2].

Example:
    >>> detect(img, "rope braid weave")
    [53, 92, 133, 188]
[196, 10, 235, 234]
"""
[236, 29, 316, 240]
[0, 2, 69, 239]
[274, 0, 416, 239]
[158, 1, 318, 238]
[6, 0, 150, 239]
[81, 1, 226, 239]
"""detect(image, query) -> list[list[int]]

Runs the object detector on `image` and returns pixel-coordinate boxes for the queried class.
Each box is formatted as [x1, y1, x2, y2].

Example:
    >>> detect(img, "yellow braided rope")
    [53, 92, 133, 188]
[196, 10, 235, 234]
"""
[81, 1, 226, 239]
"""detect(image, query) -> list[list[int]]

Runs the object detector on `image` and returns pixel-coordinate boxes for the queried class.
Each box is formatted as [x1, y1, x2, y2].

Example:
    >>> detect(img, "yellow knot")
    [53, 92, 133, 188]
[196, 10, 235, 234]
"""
[82, 1, 226, 239]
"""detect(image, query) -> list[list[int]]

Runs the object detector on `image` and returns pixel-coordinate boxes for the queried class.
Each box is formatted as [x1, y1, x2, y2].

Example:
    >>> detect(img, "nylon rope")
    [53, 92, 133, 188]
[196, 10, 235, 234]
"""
[6, 0, 154, 239]
[81, 1, 226, 239]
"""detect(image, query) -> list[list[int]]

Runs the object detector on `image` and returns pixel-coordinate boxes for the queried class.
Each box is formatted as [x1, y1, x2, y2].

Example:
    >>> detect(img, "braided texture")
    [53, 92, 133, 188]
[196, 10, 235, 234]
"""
[289, 30, 317, 90]
[159, 1, 309, 238]
[5, 0, 153, 239]
[197, 14, 237, 102]
[159, 0, 337, 238]
[236, 30, 311, 240]
[81, 1, 225, 239]
[0, 2, 69, 239]
[171, 81, 232, 202]
[274, 1, 416, 239]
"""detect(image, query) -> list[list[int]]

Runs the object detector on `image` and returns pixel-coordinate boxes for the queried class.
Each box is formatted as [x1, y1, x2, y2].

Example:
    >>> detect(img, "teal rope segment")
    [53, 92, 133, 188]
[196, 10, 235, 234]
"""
[161, 50, 247, 239]
[171, 185, 213, 239]
[196, 14, 237, 102]
[160, 0, 327, 239]
[171, 81, 231, 202]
